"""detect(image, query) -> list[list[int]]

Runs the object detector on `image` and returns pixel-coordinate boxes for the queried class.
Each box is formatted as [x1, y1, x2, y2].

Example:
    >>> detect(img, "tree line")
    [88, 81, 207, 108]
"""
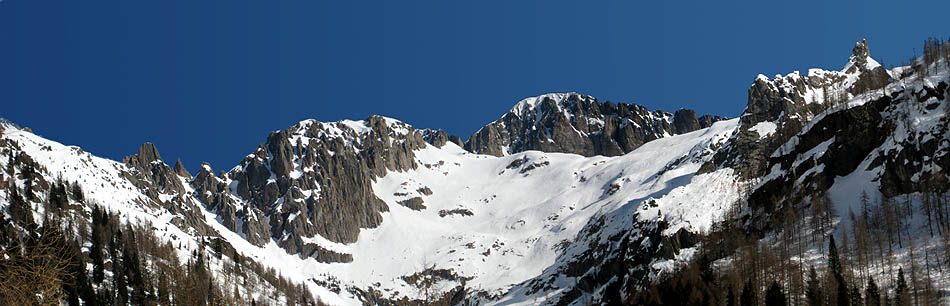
[0, 148, 324, 305]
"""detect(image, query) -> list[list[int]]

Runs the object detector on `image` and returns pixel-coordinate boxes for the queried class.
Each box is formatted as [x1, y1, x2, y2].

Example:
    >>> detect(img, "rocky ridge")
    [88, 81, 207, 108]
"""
[464, 92, 723, 157]
[704, 39, 892, 179]
[2, 39, 947, 306]
[496, 40, 950, 305]
[187, 116, 438, 262]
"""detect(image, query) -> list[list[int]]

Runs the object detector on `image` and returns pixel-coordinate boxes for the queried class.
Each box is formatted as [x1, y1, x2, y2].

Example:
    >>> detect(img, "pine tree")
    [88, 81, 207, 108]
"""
[829, 236, 850, 306]
[865, 277, 880, 306]
[23, 177, 35, 202]
[895, 268, 910, 306]
[741, 279, 757, 306]
[70, 181, 84, 203]
[727, 286, 737, 306]
[806, 266, 823, 306]
[91, 206, 106, 284]
[836, 279, 850, 306]
[63, 237, 97, 306]
[765, 281, 786, 306]
[125, 238, 148, 305]
[850, 286, 862, 306]
[828, 236, 843, 279]
[48, 180, 68, 210]
[112, 228, 129, 305]
[8, 183, 33, 226]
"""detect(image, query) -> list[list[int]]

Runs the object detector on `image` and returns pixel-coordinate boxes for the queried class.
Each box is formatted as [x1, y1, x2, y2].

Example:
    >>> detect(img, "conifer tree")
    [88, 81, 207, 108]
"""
[727, 286, 736, 306]
[850, 286, 862, 306]
[765, 281, 786, 306]
[865, 277, 880, 306]
[64, 237, 96, 306]
[111, 228, 129, 305]
[895, 268, 910, 306]
[741, 279, 757, 306]
[8, 183, 33, 226]
[70, 182, 84, 203]
[829, 236, 850, 306]
[124, 235, 148, 305]
[828, 236, 843, 279]
[90, 206, 106, 284]
[806, 267, 823, 306]
[48, 180, 68, 210]
[23, 177, 35, 202]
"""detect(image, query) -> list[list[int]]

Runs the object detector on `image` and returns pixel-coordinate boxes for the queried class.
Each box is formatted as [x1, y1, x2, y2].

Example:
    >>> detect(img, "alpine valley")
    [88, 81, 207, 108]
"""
[3, 39, 950, 306]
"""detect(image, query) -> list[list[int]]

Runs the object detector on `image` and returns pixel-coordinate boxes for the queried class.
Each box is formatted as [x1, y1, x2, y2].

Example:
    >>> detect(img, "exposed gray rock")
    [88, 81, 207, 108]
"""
[848, 40, 891, 95]
[398, 197, 426, 210]
[708, 40, 892, 179]
[173, 159, 191, 178]
[417, 186, 433, 196]
[698, 114, 723, 128]
[465, 93, 720, 157]
[186, 115, 432, 253]
[123, 143, 186, 198]
[165, 197, 218, 237]
[424, 129, 463, 148]
[242, 207, 271, 246]
[439, 208, 473, 217]
[132, 142, 162, 165]
[422, 129, 460, 148]
[672, 109, 701, 134]
[267, 131, 295, 178]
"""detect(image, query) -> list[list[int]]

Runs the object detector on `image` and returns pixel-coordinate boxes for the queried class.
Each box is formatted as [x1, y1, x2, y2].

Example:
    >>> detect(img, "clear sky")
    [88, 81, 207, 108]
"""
[2, 0, 948, 172]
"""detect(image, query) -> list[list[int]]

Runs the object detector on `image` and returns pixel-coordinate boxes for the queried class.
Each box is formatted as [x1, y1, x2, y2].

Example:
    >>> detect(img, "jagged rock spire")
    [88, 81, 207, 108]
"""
[173, 158, 191, 178]
[465, 93, 722, 157]
[853, 39, 870, 59]
[132, 142, 162, 165]
[123, 142, 187, 197]
[714, 39, 891, 179]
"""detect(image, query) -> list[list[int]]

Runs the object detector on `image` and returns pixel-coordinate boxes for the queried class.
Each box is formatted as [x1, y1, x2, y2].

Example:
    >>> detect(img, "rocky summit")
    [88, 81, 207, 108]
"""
[465, 92, 724, 157]
[2, 39, 950, 306]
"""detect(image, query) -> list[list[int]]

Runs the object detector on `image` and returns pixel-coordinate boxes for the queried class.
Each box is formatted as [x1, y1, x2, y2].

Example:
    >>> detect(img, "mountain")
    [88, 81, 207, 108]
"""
[1, 38, 949, 306]
[465, 92, 724, 157]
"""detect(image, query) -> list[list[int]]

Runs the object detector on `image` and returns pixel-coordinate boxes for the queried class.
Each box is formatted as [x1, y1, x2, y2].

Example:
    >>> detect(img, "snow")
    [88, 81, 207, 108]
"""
[339, 120, 372, 134]
[0, 114, 747, 305]
[748, 121, 777, 138]
[509, 93, 575, 116]
[3, 48, 946, 304]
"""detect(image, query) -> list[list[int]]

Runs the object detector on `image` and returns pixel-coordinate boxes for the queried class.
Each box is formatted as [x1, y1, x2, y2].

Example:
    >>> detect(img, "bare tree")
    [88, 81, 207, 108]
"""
[0, 225, 73, 306]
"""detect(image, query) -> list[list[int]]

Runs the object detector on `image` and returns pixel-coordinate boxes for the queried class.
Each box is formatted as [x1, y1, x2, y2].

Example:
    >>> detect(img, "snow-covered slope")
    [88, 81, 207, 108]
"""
[465, 92, 724, 157]
[3, 39, 949, 306]
[0, 112, 740, 305]
[0, 121, 317, 304]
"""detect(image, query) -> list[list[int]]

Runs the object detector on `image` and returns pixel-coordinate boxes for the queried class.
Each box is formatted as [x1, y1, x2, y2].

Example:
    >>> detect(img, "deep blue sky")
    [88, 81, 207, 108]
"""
[2, 1, 948, 172]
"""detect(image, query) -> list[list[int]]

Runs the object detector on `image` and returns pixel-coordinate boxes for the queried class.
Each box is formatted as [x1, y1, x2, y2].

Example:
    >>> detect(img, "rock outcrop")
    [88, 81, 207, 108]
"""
[123, 142, 186, 199]
[173, 159, 191, 178]
[188, 115, 430, 260]
[464, 93, 721, 157]
[706, 39, 893, 179]
[421, 129, 463, 148]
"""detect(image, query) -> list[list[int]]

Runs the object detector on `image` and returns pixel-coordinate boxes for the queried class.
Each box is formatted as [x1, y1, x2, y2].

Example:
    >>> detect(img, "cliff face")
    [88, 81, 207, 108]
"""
[464, 93, 722, 157]
[706, 39, 892, 179]
[189, 116, 434, 262]
[4, 39, 947, 306]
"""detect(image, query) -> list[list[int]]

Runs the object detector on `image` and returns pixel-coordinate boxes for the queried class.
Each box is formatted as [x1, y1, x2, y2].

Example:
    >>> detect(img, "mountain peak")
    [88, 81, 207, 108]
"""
[173, 158, 191, 178]
[843, 39, 883, 76]
[466, 92, 721, 157]
[508, 92, 584, 116]
[128, 142, 163, 165]
[852, 39, 870, 59]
